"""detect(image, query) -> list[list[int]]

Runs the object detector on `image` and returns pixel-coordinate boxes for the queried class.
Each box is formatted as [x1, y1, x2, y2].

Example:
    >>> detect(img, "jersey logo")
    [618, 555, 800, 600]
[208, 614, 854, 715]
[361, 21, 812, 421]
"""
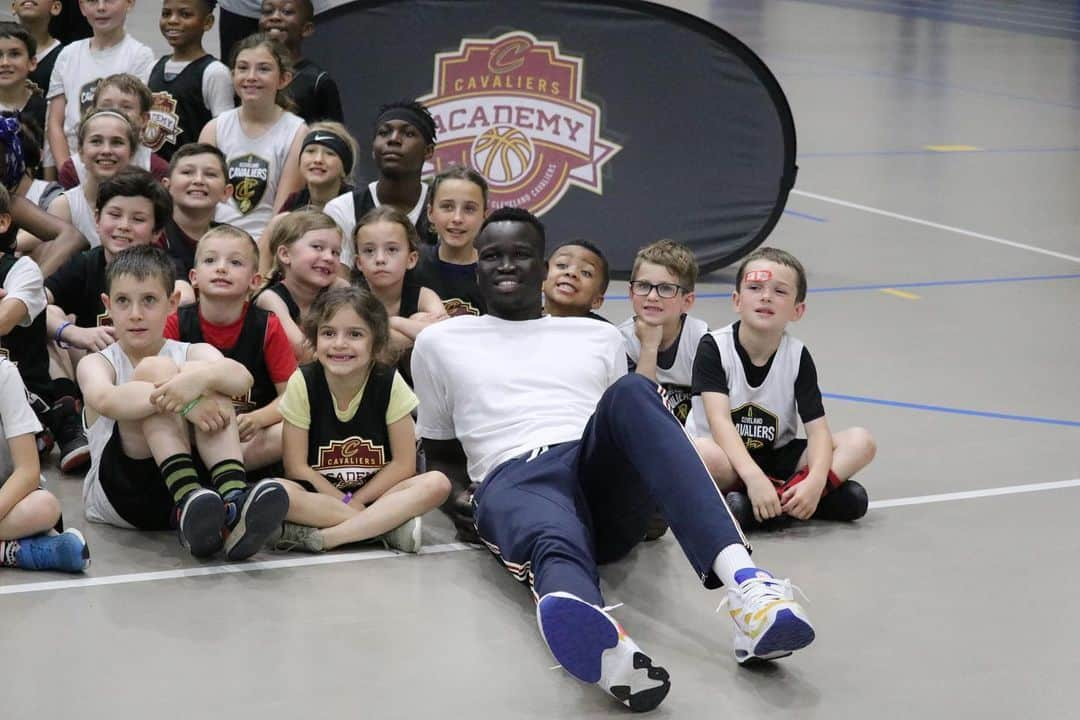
[418, 31, 621, 216]
[315, 437, 386, 492]
[227, 153, 270, 214]
[96, 310, 113, 327]
[442, 297, 480, 317]
[731, 403, 777, 452]
[230, 389, 255, 414]
[78, 80, 101, 114]
[661, 384, 692, 425]
[145, 91, 182, 151]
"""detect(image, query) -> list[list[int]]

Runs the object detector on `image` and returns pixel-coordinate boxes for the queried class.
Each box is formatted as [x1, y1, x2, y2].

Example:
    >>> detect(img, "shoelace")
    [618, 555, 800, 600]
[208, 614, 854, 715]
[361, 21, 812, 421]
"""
[715, 577, 809, 615]
[548, 602, 624, 670]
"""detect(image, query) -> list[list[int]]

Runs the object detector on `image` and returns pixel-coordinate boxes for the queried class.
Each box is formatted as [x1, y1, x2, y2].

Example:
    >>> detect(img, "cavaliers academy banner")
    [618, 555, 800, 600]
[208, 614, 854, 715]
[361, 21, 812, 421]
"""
[311, 0, 796, 274]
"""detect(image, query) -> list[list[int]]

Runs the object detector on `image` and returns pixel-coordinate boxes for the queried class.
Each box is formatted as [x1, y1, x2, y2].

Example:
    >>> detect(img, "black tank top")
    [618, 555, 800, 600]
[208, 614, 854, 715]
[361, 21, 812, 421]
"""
[0, 255, 51, 400]
[352, 183, 436, 246]
[147, 54, 216, 160]
[264, 282, 301, 321]
[177, 304, 277, 413]
[302, 362, 395, 492]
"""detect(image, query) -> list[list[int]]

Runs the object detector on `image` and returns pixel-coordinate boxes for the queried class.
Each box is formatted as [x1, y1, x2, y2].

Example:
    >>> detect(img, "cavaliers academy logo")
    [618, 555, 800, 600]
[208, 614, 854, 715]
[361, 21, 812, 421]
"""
[662, 384, 693, 425]
[418, 31, 621, 215]
[145, 91, 182, 152]
[442, 297, 480, 317]
[228, 154, 270, 214]
[315, 437, 386, 491]
[731, 403, 777, 452]
[96, 310, 113, 328]
[79, 80, 101, 114]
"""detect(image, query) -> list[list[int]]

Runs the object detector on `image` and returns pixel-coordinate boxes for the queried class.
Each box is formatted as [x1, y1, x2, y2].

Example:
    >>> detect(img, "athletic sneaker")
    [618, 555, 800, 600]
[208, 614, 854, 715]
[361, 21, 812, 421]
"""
[8, 529, 90, 572]
[52, 396, 90, 473]
[177, 488, 226, 558]
[222, 479, 290, 561]
[269, 522, 325, 553]
[724, 491, 756, 530]
[380, 515, 422, 553]
[721, 569, 815, 664]
[536, 592, 671, 712]
[814, 480, 869, 521]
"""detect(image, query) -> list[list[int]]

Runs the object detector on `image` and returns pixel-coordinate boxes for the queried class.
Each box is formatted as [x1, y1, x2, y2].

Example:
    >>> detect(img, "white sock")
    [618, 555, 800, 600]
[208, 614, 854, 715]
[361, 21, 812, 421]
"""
[711, 543, 756, 588]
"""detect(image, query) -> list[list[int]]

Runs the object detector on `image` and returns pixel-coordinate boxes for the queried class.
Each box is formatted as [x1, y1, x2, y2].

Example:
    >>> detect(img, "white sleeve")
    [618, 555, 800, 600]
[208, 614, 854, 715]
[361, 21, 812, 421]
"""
[609, 330, 629, 386]
[202, 61, 236, 117]
[323, 193, 356, 267]
[46, 45, 71, 99]
[0, 361, 42, 438]
[2, 257, 47, 325]
[411, 330, 456, 440]
[132, 44, 156, 83]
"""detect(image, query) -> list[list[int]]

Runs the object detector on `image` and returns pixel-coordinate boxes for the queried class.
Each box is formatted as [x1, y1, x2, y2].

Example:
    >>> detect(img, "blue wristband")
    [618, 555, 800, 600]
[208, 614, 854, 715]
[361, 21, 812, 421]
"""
[341, 492, 353, 504]
[55, 321, 73, 350]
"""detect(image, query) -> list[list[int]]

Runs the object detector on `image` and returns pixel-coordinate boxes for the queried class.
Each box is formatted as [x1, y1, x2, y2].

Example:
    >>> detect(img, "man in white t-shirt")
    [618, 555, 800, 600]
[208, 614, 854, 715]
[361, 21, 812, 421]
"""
[411, 208, 816, 713]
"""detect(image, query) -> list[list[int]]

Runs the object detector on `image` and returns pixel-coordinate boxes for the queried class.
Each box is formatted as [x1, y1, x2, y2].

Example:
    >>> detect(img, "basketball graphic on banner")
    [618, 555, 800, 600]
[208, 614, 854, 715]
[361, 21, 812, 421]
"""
[471, 126, 535, 186]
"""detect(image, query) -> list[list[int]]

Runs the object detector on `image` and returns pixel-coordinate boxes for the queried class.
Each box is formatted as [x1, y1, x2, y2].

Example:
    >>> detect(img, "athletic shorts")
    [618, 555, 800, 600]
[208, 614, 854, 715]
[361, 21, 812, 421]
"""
[92, 426, 181, 531]
[752, 439, 808, 482]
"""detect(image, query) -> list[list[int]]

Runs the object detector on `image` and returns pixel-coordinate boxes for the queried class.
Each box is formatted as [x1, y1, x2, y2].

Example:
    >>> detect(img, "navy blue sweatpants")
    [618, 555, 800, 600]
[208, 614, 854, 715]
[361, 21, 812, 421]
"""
[473, 373, 748, 606]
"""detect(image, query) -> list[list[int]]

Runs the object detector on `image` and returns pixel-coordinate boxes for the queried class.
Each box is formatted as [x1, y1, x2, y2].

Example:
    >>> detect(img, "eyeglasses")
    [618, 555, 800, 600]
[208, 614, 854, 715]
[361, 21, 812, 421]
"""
[629, 280, 687, 299]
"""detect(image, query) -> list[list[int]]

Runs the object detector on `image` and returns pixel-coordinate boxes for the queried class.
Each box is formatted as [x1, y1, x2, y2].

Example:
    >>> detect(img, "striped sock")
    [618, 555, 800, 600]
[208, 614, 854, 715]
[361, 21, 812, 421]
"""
[160, 453, 202, 505]
[210, 459, 247, 500]
[0, 540, 18, 567]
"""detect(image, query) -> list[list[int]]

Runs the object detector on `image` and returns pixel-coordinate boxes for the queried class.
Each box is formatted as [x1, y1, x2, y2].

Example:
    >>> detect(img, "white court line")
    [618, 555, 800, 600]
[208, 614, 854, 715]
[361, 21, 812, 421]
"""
[792, 189, 1080, 264]
[4, 479, 1080, 596]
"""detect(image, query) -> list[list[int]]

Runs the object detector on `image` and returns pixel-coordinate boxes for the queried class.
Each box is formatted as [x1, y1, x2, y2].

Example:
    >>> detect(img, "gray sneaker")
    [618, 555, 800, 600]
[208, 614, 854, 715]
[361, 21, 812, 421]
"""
[269, 522, 325, 553]
[381, 516, 422, 553]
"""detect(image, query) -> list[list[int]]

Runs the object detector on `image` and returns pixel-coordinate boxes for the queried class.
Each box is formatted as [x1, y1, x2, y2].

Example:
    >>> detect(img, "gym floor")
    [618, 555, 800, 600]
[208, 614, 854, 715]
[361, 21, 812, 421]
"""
[4, 1, 1078, 717]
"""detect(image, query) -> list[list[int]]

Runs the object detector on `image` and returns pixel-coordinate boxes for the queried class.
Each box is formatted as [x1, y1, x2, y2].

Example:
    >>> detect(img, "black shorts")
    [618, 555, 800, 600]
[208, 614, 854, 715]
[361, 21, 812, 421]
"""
[751, 439, 808, 481]
[98, 425, 206, 531]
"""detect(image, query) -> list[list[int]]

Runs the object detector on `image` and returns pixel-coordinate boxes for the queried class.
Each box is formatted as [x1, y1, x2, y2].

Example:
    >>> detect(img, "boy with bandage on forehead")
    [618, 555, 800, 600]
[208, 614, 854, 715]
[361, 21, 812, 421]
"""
[687, 247, 877, 531]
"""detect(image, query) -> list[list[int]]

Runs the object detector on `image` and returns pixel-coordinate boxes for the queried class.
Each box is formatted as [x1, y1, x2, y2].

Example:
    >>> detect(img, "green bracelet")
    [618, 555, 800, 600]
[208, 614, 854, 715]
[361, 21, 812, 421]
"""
[179, 396, 203, 417]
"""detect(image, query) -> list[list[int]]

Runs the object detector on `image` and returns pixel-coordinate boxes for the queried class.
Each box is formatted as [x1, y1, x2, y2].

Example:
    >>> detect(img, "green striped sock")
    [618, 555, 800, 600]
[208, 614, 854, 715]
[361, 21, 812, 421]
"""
[210, 459, 247, 499]
[160, 454, 202, 505]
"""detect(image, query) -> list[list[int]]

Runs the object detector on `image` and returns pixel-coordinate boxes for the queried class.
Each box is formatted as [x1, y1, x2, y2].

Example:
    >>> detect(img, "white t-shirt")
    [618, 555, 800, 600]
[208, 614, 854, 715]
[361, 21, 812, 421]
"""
[412, 315, 627, 483]
[0, 358, 43, 488]
[2, 255, 47, 325]
[162, 58, 234, 117]
[326, 181, 431, 268]
[60, 186, 101, 248]
[46, 35, 156, 157]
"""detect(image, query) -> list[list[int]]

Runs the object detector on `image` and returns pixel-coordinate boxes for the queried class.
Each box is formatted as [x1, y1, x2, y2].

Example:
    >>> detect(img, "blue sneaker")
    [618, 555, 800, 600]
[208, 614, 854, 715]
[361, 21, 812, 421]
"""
[722, 570, 815, 664]
[178, 488, 226, 558]
[536, 592, 671, 712]
[223, 479, 290, 561]
[14, 529, 90, 573]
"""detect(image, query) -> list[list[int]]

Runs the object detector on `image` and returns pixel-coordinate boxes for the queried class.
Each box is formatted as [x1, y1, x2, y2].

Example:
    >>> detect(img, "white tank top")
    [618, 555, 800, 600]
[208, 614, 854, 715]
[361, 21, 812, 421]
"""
[82, 339, 190, 526]
[618, 314, 708, 425]
[65, 186, 101, 248]
[685, 323, 803, 453]
[215, 108, 304, 237]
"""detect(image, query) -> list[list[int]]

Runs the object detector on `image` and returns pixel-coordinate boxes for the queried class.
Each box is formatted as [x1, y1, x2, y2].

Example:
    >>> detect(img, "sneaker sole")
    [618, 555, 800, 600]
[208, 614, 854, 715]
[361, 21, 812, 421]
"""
[537, 593, 671, 712]
[59, 444, 91, 473]
[224, 481, 290, 561]
[737, 608, 816, 664]
[181, 491, 226, 558]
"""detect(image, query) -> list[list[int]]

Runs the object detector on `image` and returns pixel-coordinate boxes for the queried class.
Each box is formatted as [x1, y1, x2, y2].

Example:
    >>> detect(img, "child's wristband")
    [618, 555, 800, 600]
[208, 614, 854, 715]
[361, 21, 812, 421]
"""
[341, 492, 353, 504]
[55, 321, 73, 350]
[179, 396, 203, 417]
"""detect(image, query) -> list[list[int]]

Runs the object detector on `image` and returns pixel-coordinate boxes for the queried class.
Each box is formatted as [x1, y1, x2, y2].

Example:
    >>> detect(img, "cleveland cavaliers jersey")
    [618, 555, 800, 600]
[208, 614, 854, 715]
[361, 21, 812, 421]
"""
[618, 314, 708, 425]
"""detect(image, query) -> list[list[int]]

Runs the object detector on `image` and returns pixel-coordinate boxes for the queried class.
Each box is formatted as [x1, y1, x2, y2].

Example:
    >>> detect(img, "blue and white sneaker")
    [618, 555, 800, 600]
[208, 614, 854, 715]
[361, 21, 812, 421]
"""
[223, 479, 290, 561]
[722, 569, 815, 664]
[13, 529, 90, 573]
[177, 488, 226, 558]
[536, 592, 671, 712]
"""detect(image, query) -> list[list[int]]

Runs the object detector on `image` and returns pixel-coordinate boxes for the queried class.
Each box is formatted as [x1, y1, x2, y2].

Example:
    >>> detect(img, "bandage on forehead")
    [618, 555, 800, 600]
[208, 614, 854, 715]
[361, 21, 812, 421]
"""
[744, 269, 772, 283]
[373, 107, 437, 145]
[300, 130, 354, 176]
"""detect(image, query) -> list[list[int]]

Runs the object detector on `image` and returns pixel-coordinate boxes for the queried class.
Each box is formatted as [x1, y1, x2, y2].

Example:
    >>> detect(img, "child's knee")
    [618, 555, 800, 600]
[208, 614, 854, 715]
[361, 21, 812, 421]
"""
[422, 471, 452, 504]
[847, 427, 877, 461]
[22, 489, 62, 527]
[132, 356, 180, 383]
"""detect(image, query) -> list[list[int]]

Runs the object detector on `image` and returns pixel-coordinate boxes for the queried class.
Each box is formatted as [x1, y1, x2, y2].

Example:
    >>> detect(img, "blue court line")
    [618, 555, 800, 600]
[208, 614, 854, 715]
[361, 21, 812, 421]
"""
[604, 274, 1080, 300]
[822, 393, 1080, 428]
[783, 209, 827, 222]
[800, 147, 1080, 159]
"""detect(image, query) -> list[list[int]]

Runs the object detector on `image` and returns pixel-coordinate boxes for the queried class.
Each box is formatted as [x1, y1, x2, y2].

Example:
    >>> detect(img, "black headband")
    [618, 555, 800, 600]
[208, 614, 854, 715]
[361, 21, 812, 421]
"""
[300, 130, 354, 176]
[374, 107, 437, 145]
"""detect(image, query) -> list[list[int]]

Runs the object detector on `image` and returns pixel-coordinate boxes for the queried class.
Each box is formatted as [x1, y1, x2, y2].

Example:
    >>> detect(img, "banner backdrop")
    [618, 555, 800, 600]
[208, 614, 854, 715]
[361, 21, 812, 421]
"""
[310, 0, 796, 274]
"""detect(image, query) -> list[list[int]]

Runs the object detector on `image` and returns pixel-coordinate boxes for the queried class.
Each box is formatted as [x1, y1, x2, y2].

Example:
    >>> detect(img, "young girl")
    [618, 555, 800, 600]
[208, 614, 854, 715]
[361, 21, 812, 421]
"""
[414, 165, 487, 317]
[255, 209, 342, 360]
[199, 33, 306, 238]
[0, 357, 89, 573]
[273, 285, 449, 553]
[353, 206, 446, 362]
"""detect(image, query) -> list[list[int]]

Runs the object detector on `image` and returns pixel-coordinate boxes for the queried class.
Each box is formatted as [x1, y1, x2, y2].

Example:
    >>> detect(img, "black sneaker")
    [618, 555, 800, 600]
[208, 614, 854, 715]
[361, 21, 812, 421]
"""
[725, 491, 757, 531]
[223, 479, 290, 561]
[177, 488, 226, 558]
[814, 480, 869, 521]
[450, 481, 482, 545]
[52, 396, 90, 473]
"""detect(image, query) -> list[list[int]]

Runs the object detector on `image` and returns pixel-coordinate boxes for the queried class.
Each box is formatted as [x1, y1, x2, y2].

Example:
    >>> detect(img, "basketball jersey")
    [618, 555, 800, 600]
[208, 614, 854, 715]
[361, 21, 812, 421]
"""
[352, 181, 436, 246]
[618, 314, 708, 425]
[65, 186, 100, 247]
[263, 282, 301, 321]
[44, 246, 111, 329]
[83, 339, 190, 528]
[685, 322, 803, 454]
[413, 245, 484, 317]
[0, 254, 51, 400]
[176, 304, 276, 413]
[302, 362, 394, 492]
[216, 108, 305, 235]
[147, 54, 216, 160]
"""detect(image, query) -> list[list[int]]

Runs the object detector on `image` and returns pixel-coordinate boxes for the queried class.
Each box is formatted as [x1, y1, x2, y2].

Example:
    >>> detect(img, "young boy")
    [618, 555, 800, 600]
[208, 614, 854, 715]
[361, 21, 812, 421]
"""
[0, 356, 89, 573]
[257, 0, 341, 124]
[541, 238, 609, 321]
[164, 225, 295, 471]
[78, 244, 289, 559]
[11, 0, 63, 94]
[0, 22, 47, 134]
[44, 168, 173, 471]
[687, 246, 876, 529]
[326, 100, 437, 275]
[57, 73, 170, 188]
[149, 0, 233, 161]
[45, 0, 155, 174]
[160, 142, 230, 297]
